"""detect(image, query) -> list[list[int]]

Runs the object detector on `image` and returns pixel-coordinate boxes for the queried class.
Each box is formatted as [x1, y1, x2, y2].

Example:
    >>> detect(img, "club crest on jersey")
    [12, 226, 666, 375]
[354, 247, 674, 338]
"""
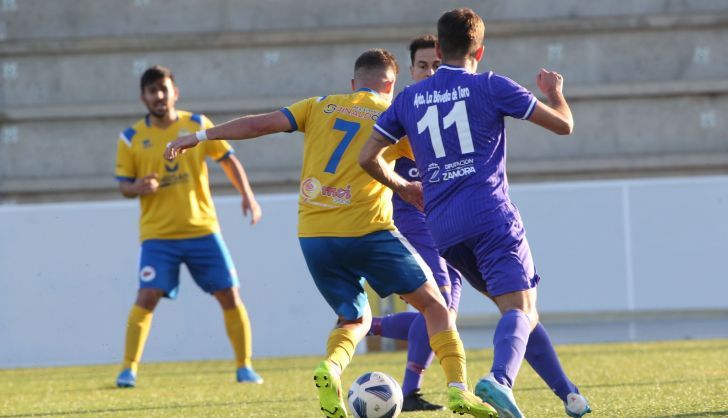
[139, 266, 156, 282]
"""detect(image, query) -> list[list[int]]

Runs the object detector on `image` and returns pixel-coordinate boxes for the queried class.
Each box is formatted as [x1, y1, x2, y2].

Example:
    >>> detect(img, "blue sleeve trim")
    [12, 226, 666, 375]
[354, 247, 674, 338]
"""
[279, 108, 298, 132]
[215, 150, 234, 162]
[190, 113, 203, 125]
[116, 176, 135, 183]
[120, 127, 136, 146]
[373, 124, 398, 144]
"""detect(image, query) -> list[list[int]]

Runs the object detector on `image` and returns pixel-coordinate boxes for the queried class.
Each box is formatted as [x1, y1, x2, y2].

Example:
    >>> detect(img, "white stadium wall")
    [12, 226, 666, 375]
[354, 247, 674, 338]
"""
[1, 176, 727, 368]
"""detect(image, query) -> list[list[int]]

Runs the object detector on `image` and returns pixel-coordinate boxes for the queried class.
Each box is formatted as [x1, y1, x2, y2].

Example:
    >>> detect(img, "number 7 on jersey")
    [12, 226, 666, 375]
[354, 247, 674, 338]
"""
[324, 118, 361, 174]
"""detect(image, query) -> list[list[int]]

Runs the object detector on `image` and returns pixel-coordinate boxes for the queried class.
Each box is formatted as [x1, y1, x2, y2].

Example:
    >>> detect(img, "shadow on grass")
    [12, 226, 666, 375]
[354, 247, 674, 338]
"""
[514, 375, 728, 393]
[653, 411, 728, 417]
[0, 396, 317, 417]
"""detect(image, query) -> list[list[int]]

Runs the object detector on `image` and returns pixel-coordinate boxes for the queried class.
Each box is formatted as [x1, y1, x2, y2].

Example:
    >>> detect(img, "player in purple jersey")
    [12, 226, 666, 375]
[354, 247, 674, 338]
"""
[360, 8, 591, 418]
[366, 34, 462, 412]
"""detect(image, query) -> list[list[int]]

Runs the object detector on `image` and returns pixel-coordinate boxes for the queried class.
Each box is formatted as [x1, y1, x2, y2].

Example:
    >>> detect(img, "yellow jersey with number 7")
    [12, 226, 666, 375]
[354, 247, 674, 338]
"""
[280, 88, 413, 238]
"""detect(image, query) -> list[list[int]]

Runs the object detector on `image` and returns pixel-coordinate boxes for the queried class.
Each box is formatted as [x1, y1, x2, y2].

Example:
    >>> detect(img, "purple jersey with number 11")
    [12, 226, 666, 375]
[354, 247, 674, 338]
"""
[374, 65, 537, 249]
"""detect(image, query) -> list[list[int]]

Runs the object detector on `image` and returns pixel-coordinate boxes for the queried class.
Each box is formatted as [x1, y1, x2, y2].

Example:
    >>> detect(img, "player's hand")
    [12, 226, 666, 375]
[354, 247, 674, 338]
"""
[396, 181, 424, 211]
[135, 173, 159, 195]
[242, 197, 262, 225]
[165, 134, 198, 160]
[536, 68, 564, 96]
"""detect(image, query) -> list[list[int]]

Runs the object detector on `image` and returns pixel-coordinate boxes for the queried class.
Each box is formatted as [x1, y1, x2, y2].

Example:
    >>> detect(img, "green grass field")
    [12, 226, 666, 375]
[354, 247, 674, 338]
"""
[1, 339, 727, 417]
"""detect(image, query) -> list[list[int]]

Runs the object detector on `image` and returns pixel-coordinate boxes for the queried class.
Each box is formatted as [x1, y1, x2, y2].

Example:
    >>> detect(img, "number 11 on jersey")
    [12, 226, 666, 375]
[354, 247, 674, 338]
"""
[416, 101, 474, 158]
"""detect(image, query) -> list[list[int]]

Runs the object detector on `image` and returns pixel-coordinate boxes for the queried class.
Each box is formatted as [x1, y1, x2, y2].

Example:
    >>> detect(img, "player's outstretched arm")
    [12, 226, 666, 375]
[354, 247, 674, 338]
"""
[527, 68, 574, 135]
[165, 111, 292, 160]
[218, 154, 262, 225]
[359, 131, 424, 211]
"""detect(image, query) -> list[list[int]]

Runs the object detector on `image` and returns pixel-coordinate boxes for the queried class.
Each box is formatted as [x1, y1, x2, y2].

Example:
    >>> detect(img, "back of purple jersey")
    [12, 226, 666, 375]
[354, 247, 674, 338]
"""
[374, 65, 536, 249]
[392, 157, 426, 229]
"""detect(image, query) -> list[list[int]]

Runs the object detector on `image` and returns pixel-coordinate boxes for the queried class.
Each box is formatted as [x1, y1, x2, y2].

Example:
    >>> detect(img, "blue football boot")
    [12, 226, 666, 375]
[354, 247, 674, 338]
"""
[116, 368, 136, 388]
[237, 366, 264, 384]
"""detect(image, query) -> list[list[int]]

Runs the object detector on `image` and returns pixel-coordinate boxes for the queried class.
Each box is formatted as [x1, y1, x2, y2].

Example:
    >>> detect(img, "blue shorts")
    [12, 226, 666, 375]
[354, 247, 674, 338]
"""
[442, 218, 539, 298]
[138, 233, 239, 299]
[299, 230, 432, 320]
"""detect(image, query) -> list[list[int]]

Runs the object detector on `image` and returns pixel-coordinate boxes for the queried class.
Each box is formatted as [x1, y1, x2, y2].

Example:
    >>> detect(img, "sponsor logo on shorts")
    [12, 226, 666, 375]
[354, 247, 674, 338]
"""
[139, 266, 156, 282]
[300, 177, 351, 206]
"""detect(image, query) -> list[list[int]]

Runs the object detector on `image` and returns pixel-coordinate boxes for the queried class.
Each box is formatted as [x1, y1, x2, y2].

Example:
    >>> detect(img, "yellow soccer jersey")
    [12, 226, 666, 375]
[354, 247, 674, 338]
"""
[115, 111, 233, 241]
[281, 88, 413, 238]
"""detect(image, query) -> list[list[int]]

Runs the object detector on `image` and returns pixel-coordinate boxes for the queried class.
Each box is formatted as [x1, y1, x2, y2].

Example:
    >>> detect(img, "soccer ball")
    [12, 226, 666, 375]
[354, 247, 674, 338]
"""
[347, 371, 403, 418]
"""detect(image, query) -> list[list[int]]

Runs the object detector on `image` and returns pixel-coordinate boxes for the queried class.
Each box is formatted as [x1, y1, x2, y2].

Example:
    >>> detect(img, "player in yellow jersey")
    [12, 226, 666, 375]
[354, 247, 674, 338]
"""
[114, 65, 264, 388]
[166, 50, 496, 418]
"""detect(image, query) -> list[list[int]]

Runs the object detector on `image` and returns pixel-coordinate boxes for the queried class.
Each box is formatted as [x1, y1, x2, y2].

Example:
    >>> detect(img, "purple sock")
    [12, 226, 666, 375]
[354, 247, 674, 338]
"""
[368, 316, 383, 336]
[378, 311, 419, 340]
[525, 323, 578, 402]
[401, 314, 434, 396]
[491, 309, 531, 388]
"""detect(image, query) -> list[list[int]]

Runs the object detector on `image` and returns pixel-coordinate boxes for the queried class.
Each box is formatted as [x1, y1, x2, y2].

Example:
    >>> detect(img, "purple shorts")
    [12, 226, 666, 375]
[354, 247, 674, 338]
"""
[396, 219, 463, 310]
[442, 217, 539, 297]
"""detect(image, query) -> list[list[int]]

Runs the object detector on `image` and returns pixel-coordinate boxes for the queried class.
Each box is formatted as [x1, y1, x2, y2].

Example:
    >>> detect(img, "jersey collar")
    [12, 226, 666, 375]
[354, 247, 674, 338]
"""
[145, 113, 180, 128]
[355, 87, 379, 95]
[437, 64, 471, 73]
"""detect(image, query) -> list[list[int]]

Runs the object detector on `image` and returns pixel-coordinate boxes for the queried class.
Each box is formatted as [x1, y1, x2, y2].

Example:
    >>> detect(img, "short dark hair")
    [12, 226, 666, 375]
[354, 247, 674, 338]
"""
[408, 34, 437, 65]
[354, 49, 399, 75]
[140, 65, 174, 91]
[437, 8, 485, 61]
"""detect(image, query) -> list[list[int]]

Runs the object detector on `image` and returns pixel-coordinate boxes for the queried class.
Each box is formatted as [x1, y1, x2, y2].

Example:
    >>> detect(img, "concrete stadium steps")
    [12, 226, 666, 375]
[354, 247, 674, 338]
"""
[3, 0, 728, 40]
[1, 3, 728, 200]
[3, 15, 728, 107]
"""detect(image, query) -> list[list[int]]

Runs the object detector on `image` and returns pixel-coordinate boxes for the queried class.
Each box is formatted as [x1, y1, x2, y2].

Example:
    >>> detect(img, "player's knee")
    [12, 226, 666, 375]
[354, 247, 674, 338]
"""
[420, 294, 449, 318]
[135, 288, 163, 310]
[526, 309, 539, 328]
[213, 287, 241, 310]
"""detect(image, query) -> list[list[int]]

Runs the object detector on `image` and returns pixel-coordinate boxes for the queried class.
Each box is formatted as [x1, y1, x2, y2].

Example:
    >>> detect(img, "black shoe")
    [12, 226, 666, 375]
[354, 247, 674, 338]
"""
[402, 390, 445, 411]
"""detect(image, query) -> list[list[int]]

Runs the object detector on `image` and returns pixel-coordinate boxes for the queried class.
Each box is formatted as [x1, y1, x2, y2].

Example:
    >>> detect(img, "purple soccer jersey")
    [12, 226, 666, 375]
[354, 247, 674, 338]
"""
[392, 157, 426, 228]
[375, 65, 536, 249]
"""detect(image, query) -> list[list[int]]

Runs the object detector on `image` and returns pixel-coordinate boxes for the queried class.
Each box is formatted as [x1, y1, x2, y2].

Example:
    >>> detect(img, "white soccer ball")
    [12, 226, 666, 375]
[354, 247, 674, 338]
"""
[347, 371, 403, 418]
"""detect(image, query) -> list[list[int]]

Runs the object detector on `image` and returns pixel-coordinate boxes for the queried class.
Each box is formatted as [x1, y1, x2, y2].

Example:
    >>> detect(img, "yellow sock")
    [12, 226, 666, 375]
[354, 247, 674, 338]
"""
[430, 329, 468, 386]
[326, 328, 358, 372]
[122, 305, 153, 373]
[224, 304, 253, 368]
